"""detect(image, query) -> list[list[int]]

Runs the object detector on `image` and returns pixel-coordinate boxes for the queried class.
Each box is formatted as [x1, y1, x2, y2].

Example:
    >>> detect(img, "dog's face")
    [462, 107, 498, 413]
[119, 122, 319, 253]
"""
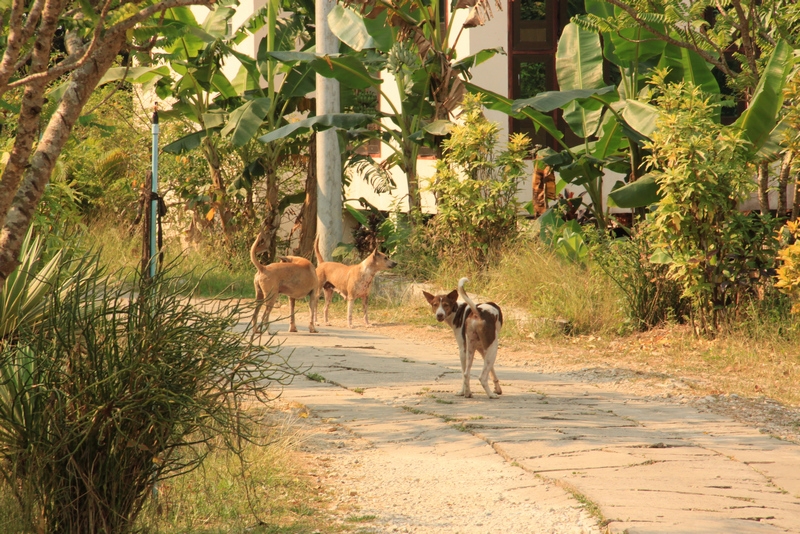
[369, 250, 398, 271]
[423, 289, 459, 322]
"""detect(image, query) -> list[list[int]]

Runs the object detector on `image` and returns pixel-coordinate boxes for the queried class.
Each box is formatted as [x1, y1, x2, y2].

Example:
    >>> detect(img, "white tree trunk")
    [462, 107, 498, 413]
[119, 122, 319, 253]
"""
[315, 0, 342, 262]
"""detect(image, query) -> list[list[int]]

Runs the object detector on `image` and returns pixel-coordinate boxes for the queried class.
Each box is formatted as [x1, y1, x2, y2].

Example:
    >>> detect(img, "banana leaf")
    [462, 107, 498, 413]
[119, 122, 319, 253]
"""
[608, 172, 661, 208]
[258, 113, 373, 144]
[464, 83, 565, 144]
[731, 40, 793, 154]
[266, 52, 381, 90]
[222, 98, 272, 146]
[556, 23, 606, 138]
[162, 127, 222, 154]
[328, 5, 392, 52]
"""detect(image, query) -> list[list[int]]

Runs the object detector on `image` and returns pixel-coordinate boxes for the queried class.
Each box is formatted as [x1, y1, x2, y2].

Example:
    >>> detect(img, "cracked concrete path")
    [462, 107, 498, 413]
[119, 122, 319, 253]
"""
[264, 322, 800, 534]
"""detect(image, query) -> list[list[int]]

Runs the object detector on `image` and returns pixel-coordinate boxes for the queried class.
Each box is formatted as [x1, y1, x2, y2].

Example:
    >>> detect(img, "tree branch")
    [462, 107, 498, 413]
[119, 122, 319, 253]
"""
[730, 0, 759, 79]
[0, 29, 128, 284]
[0, 0, 46, 91]
[0, 0, 65, 226]
[3, 0, 214, 96]
[6, 0, 114, 93]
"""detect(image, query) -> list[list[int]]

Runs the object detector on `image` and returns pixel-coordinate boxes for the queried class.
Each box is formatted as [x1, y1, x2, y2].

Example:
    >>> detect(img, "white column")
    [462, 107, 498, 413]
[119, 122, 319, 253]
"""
[315, 0, 341, 261]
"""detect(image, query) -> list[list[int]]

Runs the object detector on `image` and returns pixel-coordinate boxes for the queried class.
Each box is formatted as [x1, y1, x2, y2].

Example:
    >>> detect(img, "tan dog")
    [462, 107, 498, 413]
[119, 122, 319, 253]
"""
[314, 236, 397, 328]
[250, 232, 318, 335]
[423, 278, 503, 399]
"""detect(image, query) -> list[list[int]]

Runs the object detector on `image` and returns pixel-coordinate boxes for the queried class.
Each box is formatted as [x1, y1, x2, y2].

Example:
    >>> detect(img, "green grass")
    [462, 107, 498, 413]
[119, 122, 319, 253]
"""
[86, 221, 255, 299]
[306, 373, 326, 383]
[345, 514, 377, 523]
[133, 410, 353, 534]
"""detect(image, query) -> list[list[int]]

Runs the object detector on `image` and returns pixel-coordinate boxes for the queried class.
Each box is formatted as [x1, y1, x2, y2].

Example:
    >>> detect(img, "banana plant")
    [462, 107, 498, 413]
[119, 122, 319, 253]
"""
[477, 7, 790, 219]
[102, 1, 358, 257]
[577, 0, 800, 214]
[610, 39, 793, 209]
[260, 0, 506, 214]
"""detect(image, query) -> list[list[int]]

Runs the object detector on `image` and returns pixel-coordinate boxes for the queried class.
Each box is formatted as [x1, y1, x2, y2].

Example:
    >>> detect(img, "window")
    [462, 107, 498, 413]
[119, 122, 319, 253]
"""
[509, 0, 585, 148]
[510, 56, 553, 146]
[512, 0, 556, 51]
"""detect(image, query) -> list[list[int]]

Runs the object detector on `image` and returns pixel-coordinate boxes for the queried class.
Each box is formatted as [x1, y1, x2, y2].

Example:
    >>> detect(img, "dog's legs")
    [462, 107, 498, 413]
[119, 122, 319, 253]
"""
[288, 298, 297, 332]
[251, 283, 265, 337]
[346, 298, 355, 328]
[478, 343, 500, 399]
[308, 290, 318, 333]
[322, 287, 334, 325]
[259, 298, 276, 335]
[250, 303, 262, 338]
[490, 367, 502, 395]
[462, 343, 477, 399]
[455, 339, 467, 396]
[362, 296, 371, 327]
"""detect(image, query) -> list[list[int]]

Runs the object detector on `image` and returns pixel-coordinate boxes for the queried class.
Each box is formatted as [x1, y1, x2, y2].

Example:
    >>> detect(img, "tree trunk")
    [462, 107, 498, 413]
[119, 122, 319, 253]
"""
[294, 133, 318, 260]
[260, 164, 281, 263]
[0, 0, 61, 246]
[779, 151, 794, 217]
[757, 161, 771, 215]
[0, 0, 215, 288]
[792, 171, 800, 221]
[315, 0, 342, 262]
[404, 142, 420, 215]
[0, 30, 126, 284]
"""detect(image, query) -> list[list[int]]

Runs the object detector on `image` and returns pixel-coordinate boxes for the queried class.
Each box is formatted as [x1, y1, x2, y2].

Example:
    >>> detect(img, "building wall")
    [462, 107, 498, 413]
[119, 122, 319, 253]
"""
[344, 1, 528, 214]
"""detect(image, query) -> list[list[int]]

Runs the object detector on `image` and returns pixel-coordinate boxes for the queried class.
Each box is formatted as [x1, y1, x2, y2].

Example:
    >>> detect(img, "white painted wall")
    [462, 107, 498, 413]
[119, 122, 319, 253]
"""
[344, 3, 517, 214]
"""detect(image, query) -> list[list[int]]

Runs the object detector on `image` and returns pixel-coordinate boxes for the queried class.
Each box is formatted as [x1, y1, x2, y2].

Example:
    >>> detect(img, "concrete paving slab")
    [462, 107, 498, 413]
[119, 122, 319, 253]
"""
[264, 320, 800, 533]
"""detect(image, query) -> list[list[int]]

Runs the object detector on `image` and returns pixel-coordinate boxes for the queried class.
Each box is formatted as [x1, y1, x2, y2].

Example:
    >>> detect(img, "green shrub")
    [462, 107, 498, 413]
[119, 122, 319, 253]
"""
[536, 211, 590, 264]
[645, 73, 779, 335]
[427, 93, 530, 268]
[776, 220, 800, 314]
[0, 256, 294, 534]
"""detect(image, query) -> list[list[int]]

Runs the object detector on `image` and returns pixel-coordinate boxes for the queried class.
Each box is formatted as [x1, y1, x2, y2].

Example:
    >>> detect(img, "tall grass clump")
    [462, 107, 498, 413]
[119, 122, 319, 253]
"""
[481, 236, 625, 337]
[136, 411, 327, 533]
[87, 219, 256, 298]
[0, 253, 295, 534]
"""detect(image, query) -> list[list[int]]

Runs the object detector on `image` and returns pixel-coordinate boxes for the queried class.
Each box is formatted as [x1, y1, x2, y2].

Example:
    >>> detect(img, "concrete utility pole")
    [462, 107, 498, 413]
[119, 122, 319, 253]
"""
[315, 0, 342, 262]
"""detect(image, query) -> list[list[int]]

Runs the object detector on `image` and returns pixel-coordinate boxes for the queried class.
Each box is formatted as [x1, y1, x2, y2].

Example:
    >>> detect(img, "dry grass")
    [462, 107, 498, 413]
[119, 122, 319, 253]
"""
[135, 406, 355, 534]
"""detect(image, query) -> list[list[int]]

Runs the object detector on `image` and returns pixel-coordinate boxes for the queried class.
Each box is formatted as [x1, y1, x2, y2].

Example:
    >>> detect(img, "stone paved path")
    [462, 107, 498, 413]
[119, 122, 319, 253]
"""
[265, 322, 800, 534]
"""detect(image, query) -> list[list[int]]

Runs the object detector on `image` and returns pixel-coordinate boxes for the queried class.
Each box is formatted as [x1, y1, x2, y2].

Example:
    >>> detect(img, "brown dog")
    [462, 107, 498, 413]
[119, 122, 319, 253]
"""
[314, 236, 397, 328]
[423, 278, 503, 399]
[250, 232, 318, 335]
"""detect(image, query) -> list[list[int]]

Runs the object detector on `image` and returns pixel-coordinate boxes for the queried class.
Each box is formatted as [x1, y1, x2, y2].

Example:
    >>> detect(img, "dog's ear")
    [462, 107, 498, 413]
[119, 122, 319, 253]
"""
[447, 289, 459, 301]
[422, 290, 435, 304]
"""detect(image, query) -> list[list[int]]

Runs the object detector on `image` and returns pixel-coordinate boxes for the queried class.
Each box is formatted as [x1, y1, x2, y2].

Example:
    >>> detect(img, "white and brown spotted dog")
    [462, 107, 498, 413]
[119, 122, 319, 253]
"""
[423, 278, 503, 399]
[314, 237, 398, 328]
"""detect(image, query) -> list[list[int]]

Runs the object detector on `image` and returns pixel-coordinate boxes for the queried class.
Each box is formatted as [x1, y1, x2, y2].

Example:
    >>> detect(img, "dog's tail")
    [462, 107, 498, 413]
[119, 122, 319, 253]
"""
[458, 277, 480, 318]
[314, 234, 323, 265]
[250, 233, 269, 274]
